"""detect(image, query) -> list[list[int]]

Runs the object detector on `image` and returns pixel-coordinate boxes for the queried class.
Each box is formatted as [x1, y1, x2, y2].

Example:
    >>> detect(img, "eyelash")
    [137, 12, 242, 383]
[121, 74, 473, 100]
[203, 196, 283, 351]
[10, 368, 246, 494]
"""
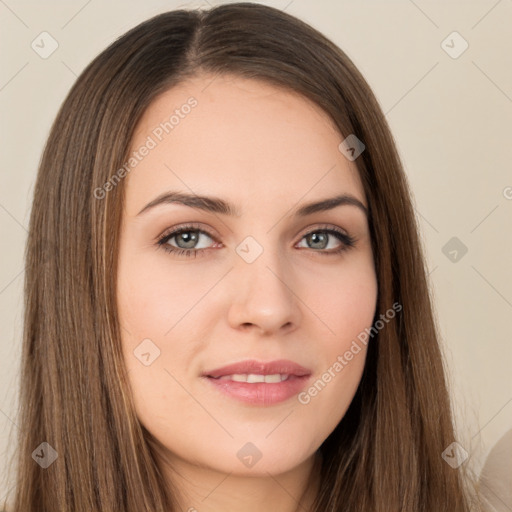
[156, 222, 357, 258]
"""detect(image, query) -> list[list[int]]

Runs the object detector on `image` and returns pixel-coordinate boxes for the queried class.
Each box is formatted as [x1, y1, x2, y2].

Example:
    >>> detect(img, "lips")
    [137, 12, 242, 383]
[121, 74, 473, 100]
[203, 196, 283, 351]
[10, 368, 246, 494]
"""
[202, 359, 312, 406]
[203, 359, 311, 379]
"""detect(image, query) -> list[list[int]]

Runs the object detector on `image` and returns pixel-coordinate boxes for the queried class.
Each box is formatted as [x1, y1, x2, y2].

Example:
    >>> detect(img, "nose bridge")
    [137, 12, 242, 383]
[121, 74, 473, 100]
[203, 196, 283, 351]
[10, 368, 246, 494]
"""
[227, 233, 301, 333]
[235, 234, 291, 301]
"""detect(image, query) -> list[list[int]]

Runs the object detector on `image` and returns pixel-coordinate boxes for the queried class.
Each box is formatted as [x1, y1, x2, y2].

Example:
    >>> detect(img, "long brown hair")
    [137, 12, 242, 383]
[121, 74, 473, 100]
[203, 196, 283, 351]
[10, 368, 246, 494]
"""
[7, 3, 482, 510]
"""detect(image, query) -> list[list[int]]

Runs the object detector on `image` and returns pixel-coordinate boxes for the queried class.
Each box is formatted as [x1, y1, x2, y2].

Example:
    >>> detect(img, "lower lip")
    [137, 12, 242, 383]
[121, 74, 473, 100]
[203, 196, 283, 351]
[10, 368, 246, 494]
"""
[204, 375, 310, 405]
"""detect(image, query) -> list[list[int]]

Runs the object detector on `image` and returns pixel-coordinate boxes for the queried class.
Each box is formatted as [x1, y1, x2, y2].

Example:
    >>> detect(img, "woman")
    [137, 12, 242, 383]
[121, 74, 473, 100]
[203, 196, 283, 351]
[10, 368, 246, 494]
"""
[7, 3, 483, 511]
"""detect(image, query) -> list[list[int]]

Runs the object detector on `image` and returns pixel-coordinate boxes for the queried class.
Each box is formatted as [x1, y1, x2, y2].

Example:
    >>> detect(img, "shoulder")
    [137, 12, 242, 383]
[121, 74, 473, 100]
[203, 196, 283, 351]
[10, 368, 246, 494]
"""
[478, 428, 512, 510]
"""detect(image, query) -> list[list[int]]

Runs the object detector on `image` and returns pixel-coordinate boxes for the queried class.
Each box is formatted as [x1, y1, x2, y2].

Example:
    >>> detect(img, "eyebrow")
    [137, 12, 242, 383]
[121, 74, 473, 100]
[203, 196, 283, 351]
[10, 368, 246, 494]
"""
[137, 191, 368, 218]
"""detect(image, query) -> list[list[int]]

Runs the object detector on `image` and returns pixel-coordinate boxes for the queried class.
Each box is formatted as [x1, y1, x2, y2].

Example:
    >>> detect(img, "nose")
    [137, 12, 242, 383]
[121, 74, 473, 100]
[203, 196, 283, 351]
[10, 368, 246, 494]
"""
[226, 247, 303, 336]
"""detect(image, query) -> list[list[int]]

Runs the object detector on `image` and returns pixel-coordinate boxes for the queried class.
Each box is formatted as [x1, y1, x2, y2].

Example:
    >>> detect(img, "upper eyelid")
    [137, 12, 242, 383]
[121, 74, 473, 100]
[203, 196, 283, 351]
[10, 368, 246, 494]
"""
[157, 223, 217, 243]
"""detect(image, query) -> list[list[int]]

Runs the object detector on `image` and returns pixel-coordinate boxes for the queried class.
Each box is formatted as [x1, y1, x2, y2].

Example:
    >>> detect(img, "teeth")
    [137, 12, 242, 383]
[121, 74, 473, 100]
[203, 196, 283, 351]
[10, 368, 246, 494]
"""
[219, 373, 289, 383]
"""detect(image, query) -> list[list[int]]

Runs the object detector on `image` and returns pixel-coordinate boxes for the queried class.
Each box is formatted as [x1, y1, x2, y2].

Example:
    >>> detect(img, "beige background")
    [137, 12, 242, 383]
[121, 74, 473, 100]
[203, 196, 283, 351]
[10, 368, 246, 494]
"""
[1, 0, 511, 506]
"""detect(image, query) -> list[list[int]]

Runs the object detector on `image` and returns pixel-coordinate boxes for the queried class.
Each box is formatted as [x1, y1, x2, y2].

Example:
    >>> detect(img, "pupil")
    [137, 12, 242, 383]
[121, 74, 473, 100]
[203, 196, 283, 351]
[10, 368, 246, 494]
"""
[309, 232, 327, 249]
[177, 231, 198, 249]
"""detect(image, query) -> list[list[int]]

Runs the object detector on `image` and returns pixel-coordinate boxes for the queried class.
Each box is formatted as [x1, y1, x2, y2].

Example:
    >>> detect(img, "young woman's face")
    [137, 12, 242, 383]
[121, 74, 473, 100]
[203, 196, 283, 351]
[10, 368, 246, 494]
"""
[117, 74, 378, 477]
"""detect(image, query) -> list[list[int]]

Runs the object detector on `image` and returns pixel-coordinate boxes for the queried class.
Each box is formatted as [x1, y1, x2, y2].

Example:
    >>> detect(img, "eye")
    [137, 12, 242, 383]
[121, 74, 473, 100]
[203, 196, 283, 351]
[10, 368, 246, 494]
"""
[157, 223, 217, 258]
[156, 223, 357, 258]
[296, 225, 356, 255]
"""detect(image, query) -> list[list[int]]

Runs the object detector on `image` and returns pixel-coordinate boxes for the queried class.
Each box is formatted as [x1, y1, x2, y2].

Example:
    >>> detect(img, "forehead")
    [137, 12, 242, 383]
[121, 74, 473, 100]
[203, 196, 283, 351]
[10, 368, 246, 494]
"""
[125, 73, 366, 216]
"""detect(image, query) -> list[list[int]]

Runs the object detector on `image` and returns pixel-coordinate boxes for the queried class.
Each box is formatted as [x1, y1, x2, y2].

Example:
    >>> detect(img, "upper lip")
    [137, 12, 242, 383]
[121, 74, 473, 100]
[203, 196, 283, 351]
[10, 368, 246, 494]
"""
[204, 359, 311, 378]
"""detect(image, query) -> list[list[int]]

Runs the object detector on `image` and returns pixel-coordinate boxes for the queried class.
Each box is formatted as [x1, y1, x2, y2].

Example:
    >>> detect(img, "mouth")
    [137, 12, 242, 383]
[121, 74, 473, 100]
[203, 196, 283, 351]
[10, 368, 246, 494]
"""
[202, 359, 311, 406]
[203, 359, 311, 379]
[209, 373, 296, 383]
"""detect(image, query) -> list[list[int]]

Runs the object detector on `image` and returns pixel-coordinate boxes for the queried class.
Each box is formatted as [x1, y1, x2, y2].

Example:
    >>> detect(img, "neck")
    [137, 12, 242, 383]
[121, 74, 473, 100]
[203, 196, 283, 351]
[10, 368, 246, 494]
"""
[160, 450, 323, 512]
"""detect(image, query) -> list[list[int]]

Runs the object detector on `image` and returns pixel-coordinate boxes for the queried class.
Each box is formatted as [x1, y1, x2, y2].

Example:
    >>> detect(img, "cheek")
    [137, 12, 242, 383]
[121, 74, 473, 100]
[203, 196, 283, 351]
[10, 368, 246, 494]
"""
[116, 247, 222, 400]
[296, 344, 368, 454]
[298, 255, 376, 422]
[304, 251, 378, 341]
[116, 257, 204, 434]
[117, 251, 215, 338]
